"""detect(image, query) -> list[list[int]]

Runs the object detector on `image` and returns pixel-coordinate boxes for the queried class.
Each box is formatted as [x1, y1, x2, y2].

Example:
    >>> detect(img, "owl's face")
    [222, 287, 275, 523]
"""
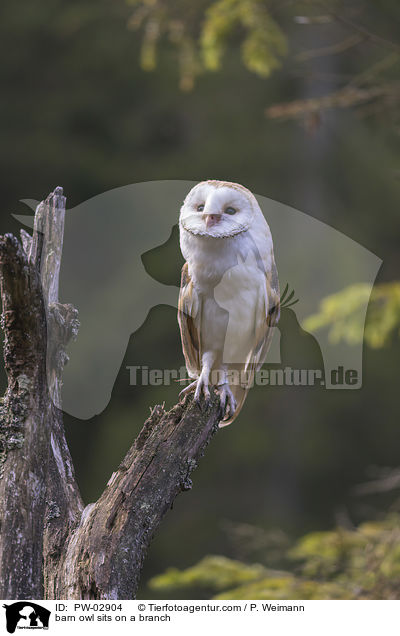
[180, 181, 256, 239]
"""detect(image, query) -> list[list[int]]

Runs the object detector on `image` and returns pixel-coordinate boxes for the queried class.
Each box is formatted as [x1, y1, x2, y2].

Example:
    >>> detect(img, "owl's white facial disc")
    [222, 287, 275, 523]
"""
[180, 181, 256, 239]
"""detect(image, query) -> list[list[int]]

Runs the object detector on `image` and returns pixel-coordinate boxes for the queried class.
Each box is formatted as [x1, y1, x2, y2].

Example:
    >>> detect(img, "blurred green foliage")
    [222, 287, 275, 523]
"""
[201, 0, 287, 77]
[149, 514, 400, 599]
[303, 282, 400, 348]
[126, 0, 400, 125]
[127, 0, 287, 90]
[150, 555, 266, 593]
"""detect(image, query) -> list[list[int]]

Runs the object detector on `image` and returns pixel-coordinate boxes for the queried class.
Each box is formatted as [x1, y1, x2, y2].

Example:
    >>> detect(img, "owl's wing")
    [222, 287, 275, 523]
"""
[178, 262, 201, 378]
[221, 257, 280, 427]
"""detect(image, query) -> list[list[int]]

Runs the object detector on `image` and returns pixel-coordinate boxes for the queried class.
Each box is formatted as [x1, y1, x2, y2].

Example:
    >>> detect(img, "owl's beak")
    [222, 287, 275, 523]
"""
[205, 214, 221, 229]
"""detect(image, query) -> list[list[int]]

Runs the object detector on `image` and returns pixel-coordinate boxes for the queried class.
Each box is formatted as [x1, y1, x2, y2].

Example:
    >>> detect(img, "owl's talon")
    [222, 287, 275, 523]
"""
[194, 377, 210, 403]
[218, 383, 237, 420]
[218, 401, 226, 420]
[179, 380, 197, 399]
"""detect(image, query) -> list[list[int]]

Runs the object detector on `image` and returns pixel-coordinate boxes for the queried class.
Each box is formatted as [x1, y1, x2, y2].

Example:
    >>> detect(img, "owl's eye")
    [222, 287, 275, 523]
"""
[225, 206, 237, 215]
[197, 203, 205, 212]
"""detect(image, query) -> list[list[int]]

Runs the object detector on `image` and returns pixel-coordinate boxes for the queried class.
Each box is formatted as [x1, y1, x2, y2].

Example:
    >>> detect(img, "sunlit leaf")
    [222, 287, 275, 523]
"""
[302, 282, 400, 348]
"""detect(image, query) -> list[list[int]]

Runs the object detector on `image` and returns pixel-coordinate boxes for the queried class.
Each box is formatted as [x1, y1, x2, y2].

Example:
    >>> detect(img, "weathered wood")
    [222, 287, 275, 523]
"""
[0, 232, 48, 598]
[0, 189, 82, 598]
[51, 394, 221, 599]
[0, 187, 222, 600]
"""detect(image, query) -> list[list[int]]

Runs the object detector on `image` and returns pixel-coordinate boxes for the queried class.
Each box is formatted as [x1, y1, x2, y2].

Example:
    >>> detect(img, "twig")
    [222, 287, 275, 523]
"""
[295, 34, 364, 62]
[265, 83, 399, 120]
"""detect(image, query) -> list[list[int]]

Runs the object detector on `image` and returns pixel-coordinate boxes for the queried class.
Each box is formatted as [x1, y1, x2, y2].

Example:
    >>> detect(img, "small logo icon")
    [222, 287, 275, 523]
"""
[3, 602, 50, 633]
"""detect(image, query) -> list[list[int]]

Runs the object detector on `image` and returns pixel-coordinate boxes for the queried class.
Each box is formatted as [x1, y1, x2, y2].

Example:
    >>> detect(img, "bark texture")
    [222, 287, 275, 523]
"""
[0, 188, 222, 600]
[52, 395, 220, 599]
[0, 188, 82, 599]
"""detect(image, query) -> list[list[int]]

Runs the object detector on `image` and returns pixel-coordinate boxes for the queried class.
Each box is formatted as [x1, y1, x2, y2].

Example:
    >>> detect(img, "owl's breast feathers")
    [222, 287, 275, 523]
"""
[178, 251, 280, 425]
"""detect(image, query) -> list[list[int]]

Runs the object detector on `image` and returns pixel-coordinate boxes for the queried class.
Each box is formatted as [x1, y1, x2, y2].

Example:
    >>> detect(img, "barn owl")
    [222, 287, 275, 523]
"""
[178, 180, 280, 426]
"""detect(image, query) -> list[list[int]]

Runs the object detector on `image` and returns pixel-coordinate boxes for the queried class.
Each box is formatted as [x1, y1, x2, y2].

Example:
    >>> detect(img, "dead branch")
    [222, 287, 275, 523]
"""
[0, 188, 222, 600]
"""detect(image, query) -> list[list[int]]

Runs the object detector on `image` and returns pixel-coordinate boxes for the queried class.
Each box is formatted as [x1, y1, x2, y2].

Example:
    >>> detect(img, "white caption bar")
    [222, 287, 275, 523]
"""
[1, 599, 398, 636]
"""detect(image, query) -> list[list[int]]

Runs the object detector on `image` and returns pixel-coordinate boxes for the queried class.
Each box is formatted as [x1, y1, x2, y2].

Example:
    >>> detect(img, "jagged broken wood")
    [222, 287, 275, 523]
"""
[0, 188, 222, 599]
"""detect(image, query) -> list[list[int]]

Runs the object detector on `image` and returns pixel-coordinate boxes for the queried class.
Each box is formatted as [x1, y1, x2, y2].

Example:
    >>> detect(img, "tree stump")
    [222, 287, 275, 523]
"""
[0, 188, 222, 599]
